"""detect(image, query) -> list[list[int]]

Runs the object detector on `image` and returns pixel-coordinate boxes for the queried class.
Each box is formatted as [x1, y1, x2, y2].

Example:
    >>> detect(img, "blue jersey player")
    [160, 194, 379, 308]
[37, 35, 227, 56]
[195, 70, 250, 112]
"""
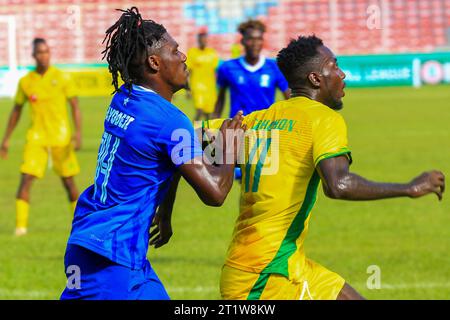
[213, 20, 290, 180]
[214, 19, 290, 118]
[61, 7, 244, 300]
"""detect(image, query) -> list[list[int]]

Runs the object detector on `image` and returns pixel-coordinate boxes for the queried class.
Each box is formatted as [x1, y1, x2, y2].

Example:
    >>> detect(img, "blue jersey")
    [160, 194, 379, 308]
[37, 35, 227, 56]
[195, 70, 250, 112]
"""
[66, 84, 202, 269]
[217, 56, 288, 117]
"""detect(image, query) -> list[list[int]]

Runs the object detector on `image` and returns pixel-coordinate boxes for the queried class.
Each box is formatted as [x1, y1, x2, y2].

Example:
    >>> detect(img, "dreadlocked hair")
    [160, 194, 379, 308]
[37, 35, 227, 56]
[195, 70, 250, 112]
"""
[276, 35, 324, 86]
[102, 7, 167, 93]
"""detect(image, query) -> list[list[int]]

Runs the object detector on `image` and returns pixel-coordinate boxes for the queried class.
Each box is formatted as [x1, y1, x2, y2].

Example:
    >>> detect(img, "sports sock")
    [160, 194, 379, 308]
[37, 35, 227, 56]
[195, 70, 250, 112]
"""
[16, 199, 29, 229]
[70, 200, 77, 213]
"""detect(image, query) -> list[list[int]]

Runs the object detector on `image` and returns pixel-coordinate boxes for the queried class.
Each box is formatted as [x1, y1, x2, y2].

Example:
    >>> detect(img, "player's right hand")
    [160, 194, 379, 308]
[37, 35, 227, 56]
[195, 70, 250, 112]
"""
[218, 111, 246, 165]
[149, 209, 173, 249]
[408, 171, 445, 201]
[0, 140, 9, 159]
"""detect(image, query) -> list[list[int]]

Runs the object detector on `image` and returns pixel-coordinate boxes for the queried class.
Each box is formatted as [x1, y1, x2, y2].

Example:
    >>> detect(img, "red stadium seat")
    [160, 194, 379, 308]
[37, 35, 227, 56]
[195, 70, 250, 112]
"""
[1, 0, 448, 66]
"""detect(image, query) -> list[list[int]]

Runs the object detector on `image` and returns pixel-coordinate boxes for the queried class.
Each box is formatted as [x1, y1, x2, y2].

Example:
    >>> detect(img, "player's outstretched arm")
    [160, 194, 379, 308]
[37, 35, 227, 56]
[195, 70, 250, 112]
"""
[212, 87, 227, 118]
[68, 97, 82, 151]
[318, 156, 445, 201]
[178, 111, 245, 206]
[0, 103, 24, 159]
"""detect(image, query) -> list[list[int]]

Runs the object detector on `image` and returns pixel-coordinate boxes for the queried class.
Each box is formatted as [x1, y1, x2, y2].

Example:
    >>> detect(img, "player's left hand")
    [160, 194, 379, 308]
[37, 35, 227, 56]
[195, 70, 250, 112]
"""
[0, 140, 9, 159]
[149, 209, 173, 249]
[218, 111, 246, 165]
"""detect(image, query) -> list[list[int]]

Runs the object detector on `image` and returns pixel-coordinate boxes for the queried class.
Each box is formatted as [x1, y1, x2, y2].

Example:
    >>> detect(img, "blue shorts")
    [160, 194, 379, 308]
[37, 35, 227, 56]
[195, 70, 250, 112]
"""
[60, 244, 170, 300]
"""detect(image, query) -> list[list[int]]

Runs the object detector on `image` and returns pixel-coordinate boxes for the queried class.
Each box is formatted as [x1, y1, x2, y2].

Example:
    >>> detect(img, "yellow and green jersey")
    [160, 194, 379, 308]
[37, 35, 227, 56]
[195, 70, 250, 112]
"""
[14, 66, 77, 146]
[202, 96, 351, 281]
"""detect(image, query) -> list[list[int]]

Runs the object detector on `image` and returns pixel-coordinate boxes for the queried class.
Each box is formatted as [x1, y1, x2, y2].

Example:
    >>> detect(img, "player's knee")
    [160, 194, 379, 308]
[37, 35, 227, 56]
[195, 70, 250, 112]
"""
[62, 177, 78, 193]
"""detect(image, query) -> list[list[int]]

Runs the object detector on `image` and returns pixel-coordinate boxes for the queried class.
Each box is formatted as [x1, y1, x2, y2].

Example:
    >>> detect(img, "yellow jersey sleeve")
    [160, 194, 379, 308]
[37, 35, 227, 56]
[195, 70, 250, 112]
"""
[62, 73, 77, 98]
[312, 111, 351, 166]
[14, 79, 27, 105]
[201, 118, 227, 130]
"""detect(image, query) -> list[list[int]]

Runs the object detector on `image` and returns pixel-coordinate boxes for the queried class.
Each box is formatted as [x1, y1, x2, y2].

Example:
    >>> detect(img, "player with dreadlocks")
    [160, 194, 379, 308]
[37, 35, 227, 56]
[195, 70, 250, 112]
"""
[61, 7, 244, 300]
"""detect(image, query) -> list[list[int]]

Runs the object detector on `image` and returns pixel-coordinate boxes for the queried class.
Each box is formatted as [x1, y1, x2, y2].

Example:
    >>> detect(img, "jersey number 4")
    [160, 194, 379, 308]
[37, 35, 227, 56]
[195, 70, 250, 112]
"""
[93, 132, 121, 204]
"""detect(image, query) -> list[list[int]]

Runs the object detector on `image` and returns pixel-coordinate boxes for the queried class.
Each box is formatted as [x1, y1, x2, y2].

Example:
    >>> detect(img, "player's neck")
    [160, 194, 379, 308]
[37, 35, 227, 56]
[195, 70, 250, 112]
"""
[35, 65, 49, 75]
[136, 81, 174, 102]
[243, 54, 260, 66]
[290, 88, 318, 101]
[291, 88, 332, 109]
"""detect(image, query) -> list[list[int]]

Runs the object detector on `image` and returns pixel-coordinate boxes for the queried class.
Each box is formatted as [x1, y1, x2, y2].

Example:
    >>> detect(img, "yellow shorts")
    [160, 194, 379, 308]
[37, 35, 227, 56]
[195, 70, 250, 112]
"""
[192, 90, 216, 114]
[220, 259, 345, 300]
[20, 142, 80, 179]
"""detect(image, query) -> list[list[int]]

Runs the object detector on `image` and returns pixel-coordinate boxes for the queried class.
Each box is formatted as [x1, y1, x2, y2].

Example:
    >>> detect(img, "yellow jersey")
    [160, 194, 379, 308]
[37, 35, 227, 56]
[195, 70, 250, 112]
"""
[202, 96, 351, 282]
[186, 47, 219, 93]
[14, 66, 77, 146]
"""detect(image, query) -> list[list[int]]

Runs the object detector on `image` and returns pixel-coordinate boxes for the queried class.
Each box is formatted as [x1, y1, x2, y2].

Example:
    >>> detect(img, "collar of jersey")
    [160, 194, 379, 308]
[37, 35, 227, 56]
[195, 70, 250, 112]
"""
[238, 56, 266, 73]
[132, 84, 156, 94]
[32, 66, 55, 78]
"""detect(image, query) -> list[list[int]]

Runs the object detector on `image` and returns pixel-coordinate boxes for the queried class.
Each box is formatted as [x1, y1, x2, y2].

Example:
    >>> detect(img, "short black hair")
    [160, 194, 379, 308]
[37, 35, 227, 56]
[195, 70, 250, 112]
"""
[102, 7, 167, 93]
[237, 19, 266, 35]
[32, 38, 46, 53]
[276, 35, 324, 86]
[32, 38, 46, 46]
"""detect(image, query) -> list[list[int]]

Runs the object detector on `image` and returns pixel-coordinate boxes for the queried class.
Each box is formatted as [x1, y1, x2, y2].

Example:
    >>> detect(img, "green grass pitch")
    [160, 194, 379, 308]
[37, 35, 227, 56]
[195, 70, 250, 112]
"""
[0, 85, 449, 299]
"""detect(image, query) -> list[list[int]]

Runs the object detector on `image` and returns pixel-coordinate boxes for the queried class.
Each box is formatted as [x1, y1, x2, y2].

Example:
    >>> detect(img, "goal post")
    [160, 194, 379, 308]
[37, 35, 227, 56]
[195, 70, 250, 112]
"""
[0, 15, 17, 71]
[0, 15, 24, 98]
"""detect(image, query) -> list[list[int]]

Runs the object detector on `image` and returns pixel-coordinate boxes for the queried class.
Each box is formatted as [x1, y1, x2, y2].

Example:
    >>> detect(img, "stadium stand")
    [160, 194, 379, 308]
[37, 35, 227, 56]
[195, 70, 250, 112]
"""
[0, 0, 449, 67]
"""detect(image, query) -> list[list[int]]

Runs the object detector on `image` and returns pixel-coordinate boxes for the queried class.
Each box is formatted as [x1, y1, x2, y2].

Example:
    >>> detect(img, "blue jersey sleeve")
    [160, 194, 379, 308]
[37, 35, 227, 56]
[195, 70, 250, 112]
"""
[217, 63, 229, 88]
[158, 114, 203, 167]
[275, 64, 289, 92]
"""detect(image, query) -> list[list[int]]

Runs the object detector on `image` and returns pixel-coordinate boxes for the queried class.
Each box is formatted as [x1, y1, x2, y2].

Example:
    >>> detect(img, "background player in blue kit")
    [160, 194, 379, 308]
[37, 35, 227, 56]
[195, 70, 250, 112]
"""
[213, 19, 290, 180]
[213, 19, 290, 119]
[60, 7, 244, 300]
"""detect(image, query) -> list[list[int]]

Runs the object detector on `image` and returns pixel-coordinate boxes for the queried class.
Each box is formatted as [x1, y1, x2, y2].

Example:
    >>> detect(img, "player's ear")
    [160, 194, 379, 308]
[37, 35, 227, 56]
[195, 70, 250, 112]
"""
[307, 72, 321, 88]
[147, 54, 161, 72]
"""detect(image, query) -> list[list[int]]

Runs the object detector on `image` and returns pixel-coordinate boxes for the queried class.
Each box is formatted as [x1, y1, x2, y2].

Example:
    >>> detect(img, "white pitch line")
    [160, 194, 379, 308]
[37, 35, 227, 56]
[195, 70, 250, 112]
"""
[379, 283, 450, 290]
[0, 288, 52, 298]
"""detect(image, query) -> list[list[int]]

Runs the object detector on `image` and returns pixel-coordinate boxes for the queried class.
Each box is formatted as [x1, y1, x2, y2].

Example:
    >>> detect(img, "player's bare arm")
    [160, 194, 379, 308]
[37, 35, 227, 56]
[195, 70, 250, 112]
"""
[282, 88, 291, 99]
[68, 97, 82, 151]
[213, 86, 227, 118]
[179, 111, 244, 206]
[0, 103, 24, 159]
[318, 155, 445, 201]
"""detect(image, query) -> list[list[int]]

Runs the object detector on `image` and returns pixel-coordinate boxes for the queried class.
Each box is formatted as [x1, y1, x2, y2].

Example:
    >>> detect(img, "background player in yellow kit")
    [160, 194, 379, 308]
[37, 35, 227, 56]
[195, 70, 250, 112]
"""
[0, 38, 82, 236]
[202, 35, 445, 300]
[187, 28, 219, 121]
